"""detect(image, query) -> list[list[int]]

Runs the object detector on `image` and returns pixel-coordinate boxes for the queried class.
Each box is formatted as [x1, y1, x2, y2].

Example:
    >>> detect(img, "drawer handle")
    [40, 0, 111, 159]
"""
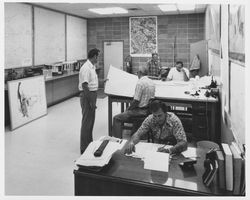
[198, 126, 206, 129]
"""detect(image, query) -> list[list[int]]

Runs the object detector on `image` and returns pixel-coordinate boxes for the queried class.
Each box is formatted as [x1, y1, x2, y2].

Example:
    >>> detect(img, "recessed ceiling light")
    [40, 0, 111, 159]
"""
[158, 4, 177, 12]
[177, 4, 195, 11]
[88, 7, 128, 15]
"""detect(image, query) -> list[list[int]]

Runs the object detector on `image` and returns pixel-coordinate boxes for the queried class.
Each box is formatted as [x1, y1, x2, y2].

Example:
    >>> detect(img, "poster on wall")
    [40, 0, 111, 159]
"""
[208, 5, 221, 55]
[7, 75, 47, 130]
[229, 5, 245, 65]
[129, 16, 157, 57]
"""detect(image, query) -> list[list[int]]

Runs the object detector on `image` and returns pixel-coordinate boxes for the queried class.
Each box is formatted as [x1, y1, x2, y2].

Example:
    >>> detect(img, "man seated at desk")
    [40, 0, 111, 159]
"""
[167, 61, 189, 81]
[125, 100, 188, 155]
[112, 66, 155, 138]
[146, 53, 162, 78]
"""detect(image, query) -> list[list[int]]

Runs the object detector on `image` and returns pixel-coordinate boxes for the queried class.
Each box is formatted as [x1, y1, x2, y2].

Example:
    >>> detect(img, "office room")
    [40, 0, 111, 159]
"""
[1, 0, 248, 198]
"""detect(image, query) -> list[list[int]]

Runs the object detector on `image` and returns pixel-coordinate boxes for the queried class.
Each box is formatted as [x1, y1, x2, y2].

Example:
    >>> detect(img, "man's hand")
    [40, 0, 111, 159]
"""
[157, 147, 171, 154]
[124, 141, 135, 154]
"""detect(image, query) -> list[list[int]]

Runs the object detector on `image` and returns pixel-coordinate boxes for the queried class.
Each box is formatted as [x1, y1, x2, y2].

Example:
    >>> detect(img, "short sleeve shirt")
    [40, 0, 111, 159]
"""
[133, 76, 155, 108]
[78, 60, 98, 91]
[167, 67, 189, 81]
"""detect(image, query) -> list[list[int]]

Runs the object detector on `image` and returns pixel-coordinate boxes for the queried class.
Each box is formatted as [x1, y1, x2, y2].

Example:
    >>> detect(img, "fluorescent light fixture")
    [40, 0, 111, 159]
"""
[158, 4, 177, 12]
[88, 7, 128, 15]
[177, 4, 195, 11]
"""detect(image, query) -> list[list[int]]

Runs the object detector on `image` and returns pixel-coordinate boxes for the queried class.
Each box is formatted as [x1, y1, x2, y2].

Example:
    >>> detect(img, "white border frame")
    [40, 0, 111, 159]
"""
[129, 16, 158, 57]
[7, 75, 47, 130]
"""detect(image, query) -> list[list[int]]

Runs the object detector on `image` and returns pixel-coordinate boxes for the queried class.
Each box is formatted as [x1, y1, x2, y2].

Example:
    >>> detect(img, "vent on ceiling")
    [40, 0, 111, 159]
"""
[127, 8, 141, 11]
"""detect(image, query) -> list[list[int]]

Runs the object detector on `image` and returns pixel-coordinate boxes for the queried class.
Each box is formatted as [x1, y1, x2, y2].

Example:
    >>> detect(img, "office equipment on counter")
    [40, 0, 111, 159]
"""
[221, 143, 233, 191]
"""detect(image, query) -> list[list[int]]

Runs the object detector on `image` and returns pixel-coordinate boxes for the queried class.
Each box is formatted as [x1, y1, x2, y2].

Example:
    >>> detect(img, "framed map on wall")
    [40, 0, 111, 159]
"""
[7, 75, 47, 130]
[129, 16, 157, 57]
[228, 5, 245, 65]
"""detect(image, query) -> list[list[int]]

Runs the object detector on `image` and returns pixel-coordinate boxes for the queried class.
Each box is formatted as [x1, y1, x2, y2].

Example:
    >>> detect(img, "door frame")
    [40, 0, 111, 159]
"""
[103, 39, 124, 73]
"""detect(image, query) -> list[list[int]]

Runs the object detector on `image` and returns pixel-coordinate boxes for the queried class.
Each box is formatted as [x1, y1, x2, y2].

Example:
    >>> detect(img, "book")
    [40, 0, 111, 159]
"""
[221, 143, 233, 191]
[230, 143, 243, 195]
[215, 150, 225, 189]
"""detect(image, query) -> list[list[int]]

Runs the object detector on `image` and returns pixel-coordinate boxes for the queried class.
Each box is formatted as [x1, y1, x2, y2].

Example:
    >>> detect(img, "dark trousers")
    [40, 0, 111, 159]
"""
[112, 108, 148, 138]
[80, 90, 97, 154]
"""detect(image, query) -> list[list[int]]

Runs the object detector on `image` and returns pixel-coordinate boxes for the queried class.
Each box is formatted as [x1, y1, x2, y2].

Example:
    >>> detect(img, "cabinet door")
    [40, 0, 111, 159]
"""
[45, 81, 53, 106]
[53, 77, 72, 103]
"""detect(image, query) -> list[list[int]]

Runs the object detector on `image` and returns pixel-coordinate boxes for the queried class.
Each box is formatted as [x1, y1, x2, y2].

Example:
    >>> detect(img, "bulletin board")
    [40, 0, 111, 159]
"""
[4, 3, 32, 68]
[230, 62, 245, 146]
[66, 15, 87, 61]
[34, 7, 65, 65]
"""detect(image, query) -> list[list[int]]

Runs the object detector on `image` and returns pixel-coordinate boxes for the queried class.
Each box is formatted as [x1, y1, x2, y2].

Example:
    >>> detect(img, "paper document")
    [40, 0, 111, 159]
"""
[181, 147, 198, 158]
[75, 139, 126, 167]
[126, 142, 172, 159]
[104, 65, 138, 97]
[144, 151, 170, 172]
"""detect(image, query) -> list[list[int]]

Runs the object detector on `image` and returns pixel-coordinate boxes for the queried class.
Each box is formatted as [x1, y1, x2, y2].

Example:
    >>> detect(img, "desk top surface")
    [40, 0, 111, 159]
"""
[76, 143, 227, 196]
[106, 80, 218, 103]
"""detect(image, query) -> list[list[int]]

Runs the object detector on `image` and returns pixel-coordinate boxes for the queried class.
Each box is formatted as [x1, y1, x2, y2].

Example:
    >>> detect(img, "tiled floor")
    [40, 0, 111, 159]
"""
[5, 91, 124, 196]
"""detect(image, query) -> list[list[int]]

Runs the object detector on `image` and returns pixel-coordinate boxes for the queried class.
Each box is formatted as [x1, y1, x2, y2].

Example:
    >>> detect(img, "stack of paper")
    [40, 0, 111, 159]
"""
[75, 139, 126, 167]
[126, 142, 172, 159]
[144, 151, 170, 172]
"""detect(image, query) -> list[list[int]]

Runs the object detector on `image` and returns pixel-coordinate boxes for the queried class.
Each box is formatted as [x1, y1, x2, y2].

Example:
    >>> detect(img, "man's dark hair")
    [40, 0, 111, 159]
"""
[88, 48, 100, 59]
[152, 52, 158, 57]
[149, 100, 168, 113]
[176, 61, 183, 66]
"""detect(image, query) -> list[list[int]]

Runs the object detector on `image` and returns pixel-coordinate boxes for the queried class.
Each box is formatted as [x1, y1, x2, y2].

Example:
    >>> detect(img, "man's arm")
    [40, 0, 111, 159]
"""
[169, 117, 188, 154]
[182, 68, 190, 81]
[124, 116, 152, 154]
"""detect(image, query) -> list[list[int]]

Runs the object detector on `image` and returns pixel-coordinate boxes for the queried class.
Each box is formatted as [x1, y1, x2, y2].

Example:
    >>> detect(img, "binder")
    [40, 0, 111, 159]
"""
[215, 150, 225, 189]
[230, 143, 243, 195]
[221, 143, 233, 191]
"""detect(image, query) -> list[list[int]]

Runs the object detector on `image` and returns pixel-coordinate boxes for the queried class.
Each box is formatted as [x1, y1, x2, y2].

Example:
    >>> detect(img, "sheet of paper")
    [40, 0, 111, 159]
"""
[126, 142, 172, 159]
[181, 147, 198, 158]
[144, 151, 170, 172]
[104, 65, 138, 97]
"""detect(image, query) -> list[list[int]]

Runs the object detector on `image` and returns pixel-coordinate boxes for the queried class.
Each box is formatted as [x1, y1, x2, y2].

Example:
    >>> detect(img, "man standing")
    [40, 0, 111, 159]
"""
[167, 61, 189, 81]
[146, 53, 162, 78]
[125, 100, 187, 155]
[112, 66, 155, 138]
[79, 48, 100, 154]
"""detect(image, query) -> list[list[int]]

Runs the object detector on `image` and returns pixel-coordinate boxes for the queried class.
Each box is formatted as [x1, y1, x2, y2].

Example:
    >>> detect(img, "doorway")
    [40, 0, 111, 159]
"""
[104, 41, 123, 79]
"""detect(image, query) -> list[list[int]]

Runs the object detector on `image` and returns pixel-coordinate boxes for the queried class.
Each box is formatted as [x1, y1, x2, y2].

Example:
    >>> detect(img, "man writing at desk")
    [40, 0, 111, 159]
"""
[125, 100, 187, 155]
[167, 61, 189, 81]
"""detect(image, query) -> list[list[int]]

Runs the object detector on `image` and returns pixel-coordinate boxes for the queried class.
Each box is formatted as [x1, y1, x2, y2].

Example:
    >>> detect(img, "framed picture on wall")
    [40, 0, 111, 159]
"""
[7, 75, 47, 130]
[208, 4, 221, 55]
[228, 5, 245, 65]
[129, 16, 157, 57]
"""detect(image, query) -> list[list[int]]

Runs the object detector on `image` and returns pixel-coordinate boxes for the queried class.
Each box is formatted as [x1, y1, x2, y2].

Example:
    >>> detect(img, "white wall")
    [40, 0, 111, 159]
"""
[219, 5, 245, 149]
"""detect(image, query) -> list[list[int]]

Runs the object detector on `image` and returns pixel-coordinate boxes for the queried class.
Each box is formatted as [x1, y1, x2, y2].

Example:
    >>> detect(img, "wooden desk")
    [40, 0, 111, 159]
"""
[107, 81, 220, 143]
[74, 144, 228, 196]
